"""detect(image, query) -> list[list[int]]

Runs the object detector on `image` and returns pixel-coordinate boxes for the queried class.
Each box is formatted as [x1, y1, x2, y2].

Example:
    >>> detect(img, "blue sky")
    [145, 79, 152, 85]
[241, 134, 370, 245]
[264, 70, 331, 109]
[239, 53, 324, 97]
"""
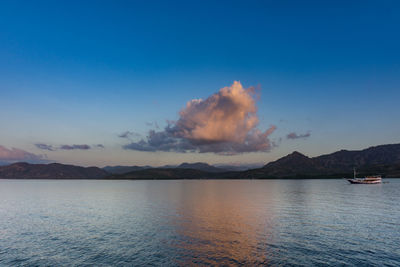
[0, 0, 399, 166]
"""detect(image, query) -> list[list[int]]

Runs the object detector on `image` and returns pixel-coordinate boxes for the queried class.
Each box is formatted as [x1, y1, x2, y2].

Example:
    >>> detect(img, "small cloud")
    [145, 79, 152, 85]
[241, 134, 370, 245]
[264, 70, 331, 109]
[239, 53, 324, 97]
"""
[118, 131, 141, 139]
[59, 144, 91, 150]
[35, 143, 97, 151]
[123, 81, 276, 155]
[287, 132, 311, 140]
[0, 145, 51, 164]
[35, 143, 55, 151]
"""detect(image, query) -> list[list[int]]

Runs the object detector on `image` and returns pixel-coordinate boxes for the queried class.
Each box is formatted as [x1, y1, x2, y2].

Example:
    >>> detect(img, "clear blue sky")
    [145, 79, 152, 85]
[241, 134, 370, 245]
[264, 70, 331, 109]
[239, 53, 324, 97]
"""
[1, 0, 399, 166]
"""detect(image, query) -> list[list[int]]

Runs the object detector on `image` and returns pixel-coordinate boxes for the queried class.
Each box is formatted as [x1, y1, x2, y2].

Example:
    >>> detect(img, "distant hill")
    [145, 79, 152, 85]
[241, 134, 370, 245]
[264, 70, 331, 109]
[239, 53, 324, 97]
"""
[109, 143, 400, 179]
[103, 165, 151, 174]
[103, 162, 226, 174]
[0, 162, 108, 179]
[1, 143, 400, 179]
[106, 168, 224, 180]
[315, 144, 400, 171]
[214, 163, 264, 171]
[241, 144, 400, 178]
[177, 162, 227, 172]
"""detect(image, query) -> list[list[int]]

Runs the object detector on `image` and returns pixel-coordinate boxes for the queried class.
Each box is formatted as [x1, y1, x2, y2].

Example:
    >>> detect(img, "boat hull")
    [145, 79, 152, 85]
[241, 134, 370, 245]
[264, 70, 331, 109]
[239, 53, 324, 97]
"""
[347, 179, 381, 184]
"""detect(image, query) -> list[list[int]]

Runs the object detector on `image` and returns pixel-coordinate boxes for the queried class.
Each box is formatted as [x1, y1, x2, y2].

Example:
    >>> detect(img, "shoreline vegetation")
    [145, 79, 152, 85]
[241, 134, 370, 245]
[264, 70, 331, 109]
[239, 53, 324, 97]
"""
[0, 143, 399, 179]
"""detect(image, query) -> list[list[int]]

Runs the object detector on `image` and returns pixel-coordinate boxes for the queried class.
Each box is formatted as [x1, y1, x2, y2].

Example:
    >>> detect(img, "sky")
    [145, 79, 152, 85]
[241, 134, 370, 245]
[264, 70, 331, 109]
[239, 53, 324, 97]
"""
[0, 0, 399, 167]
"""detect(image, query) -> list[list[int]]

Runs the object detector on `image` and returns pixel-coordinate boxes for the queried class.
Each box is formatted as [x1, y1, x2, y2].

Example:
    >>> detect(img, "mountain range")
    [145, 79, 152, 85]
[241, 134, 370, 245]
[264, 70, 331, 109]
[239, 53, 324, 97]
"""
[0, 162, 108, 179]
[108, 143, 400, 179]
[241, 145, 400, 179]
[103, 162, 255, 174]
[1, 143, 400, 179]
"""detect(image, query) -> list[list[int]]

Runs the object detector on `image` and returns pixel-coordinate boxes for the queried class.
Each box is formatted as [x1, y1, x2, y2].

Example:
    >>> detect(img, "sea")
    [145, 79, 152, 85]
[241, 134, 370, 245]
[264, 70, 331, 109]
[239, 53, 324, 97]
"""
[0, 179, 399, 266]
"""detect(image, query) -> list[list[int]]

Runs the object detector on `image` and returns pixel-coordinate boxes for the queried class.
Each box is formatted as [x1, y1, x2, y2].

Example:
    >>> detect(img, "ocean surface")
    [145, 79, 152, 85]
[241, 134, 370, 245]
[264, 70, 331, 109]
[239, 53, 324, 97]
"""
[0, 179, 399, 266]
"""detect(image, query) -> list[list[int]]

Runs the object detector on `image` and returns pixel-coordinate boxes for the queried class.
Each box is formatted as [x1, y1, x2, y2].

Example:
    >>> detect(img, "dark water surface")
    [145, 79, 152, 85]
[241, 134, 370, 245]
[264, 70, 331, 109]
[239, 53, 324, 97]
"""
[0, 179, 399, 266]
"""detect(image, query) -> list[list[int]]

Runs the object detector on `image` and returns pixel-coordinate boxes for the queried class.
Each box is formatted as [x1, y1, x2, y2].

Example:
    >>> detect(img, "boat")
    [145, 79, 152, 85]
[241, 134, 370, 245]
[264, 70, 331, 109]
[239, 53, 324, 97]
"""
[347, 168, 382, 184]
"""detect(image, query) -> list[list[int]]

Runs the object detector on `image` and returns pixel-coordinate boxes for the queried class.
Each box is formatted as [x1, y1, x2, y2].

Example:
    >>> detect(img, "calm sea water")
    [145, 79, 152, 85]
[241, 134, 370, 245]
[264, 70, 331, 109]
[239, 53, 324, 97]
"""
[0, 179, 399, 266]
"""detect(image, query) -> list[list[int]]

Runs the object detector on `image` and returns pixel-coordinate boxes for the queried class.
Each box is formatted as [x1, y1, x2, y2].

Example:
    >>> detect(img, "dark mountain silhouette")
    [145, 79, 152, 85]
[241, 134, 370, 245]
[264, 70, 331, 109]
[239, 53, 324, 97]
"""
[103, 162, 225, 175]
[214, 163, 264, 171]
[241, 144, 400, 178]
[109, 143, 400, 179]
[177, 162, 227, 172]
[1, 143, 399, 179]
[315, 144, 400, 171]
[103, 165, 151, 174]
[0, 162, 108, 179]
[106, 168, 225, 180]
[256, 151, 325, 177]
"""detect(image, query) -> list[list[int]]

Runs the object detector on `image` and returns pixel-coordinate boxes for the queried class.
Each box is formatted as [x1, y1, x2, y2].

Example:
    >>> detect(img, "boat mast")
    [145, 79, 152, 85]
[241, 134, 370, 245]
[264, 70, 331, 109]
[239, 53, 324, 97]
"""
[353, 168, 356, 179]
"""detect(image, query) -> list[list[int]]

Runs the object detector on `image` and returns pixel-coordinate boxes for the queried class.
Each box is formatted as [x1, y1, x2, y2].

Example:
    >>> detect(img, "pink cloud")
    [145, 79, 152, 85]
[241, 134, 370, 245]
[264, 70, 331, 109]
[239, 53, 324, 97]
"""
[0, 145, 50, 164]
[175, 81, 260, 143]
[124, 81, 276, 155]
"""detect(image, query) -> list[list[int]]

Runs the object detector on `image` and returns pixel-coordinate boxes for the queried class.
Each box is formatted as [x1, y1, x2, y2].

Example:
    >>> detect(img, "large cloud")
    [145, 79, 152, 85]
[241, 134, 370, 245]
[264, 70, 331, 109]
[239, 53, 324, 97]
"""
[0, 145, 50, 165]
[123, 81, 276, 155]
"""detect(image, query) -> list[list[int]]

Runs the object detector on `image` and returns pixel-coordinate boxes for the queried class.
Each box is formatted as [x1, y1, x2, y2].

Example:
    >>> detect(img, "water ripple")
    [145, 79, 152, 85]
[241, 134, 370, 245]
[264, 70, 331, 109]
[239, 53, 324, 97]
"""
[0, 179, 399, 266]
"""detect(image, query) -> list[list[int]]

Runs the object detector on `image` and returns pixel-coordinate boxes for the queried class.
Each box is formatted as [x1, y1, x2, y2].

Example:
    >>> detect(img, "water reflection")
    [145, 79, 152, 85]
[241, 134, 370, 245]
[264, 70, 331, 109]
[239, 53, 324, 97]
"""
[166, 181, 275, 265]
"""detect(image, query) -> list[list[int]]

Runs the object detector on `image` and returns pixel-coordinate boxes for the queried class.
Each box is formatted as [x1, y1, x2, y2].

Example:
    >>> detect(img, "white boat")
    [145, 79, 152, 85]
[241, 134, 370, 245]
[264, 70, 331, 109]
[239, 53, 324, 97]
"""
[347, 168, 382, 184]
